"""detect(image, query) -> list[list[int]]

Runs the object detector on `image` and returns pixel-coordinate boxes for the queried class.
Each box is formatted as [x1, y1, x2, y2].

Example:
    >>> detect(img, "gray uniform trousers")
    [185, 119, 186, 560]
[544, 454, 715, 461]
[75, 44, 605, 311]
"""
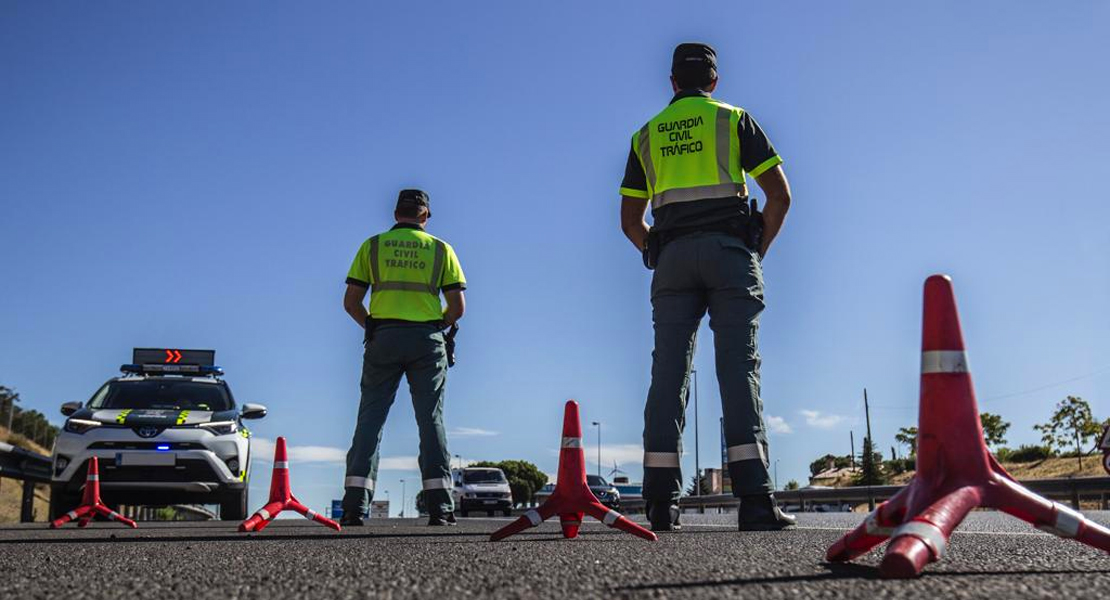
[642, 231, 773, 503]
[343, 323, 454, 517]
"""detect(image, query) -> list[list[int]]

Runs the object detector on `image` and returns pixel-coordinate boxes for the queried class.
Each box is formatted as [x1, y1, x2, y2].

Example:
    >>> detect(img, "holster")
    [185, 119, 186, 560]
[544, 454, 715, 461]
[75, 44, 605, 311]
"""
[746, 197, 765, 257]
[444, 323, 459, 368]
[642, 230, 662, 270]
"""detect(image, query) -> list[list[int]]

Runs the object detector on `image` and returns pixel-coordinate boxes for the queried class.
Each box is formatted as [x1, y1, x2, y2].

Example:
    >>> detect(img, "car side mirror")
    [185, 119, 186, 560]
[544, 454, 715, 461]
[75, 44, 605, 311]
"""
[241, 403, 268, 420]
[60, 402, 82, 416]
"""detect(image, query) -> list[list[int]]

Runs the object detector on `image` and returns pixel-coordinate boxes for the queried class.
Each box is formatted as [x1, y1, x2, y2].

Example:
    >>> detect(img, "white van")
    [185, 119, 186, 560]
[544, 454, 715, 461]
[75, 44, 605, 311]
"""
[452, 467, 513, 517]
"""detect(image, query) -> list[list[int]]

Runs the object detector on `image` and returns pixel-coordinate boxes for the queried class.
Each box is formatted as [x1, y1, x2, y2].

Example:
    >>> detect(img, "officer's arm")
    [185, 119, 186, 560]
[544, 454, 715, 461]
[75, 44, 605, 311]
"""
[443, 289, 465, 325]
[620, 196, 650, 250]
[343, 283, 370, 328]
[754, 165, 791, 257]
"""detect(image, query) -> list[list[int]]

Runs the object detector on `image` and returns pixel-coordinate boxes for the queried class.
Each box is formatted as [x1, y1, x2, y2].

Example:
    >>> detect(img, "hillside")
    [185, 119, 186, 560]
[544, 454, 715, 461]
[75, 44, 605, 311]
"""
[812, 456, 1107, 488]
[0, 426, 51, 523]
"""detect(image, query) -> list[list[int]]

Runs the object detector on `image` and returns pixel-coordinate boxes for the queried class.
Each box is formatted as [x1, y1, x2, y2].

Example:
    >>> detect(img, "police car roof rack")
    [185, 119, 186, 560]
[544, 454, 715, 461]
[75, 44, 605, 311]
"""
[120, 348, 224, 377]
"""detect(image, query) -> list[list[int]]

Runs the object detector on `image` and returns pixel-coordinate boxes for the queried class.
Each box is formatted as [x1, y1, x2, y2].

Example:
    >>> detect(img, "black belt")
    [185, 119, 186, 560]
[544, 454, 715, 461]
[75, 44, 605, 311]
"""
[642, 198, 764, 270]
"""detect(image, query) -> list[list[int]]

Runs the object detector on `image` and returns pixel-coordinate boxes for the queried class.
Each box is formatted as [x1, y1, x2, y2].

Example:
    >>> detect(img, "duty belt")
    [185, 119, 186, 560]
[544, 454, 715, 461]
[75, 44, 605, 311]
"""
[642, 197, 764, 270]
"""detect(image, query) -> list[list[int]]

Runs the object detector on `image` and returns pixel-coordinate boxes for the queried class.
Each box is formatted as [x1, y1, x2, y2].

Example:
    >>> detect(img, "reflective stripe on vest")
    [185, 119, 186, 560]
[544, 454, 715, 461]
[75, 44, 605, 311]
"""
[635, 99, 746, 211]
[368, 235, 446, 296]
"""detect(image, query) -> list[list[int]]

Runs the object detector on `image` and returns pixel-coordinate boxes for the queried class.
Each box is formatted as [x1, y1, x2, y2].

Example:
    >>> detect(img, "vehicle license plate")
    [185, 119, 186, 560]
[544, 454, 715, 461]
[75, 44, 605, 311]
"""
[117, 452, 176, 467]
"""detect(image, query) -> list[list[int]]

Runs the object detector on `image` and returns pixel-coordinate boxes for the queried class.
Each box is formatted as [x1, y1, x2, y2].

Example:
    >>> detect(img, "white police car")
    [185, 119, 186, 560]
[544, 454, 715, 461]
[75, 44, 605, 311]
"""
[50, 349, 266, 520]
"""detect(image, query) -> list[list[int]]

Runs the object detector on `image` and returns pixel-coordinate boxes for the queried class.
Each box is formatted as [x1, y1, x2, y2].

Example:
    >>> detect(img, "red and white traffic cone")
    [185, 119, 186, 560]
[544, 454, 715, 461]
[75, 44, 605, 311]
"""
[50, 457, 137, 529]
[490, 400, 657, 542]
[239, 437, 341, 532]
[827, 275, 1110, 578]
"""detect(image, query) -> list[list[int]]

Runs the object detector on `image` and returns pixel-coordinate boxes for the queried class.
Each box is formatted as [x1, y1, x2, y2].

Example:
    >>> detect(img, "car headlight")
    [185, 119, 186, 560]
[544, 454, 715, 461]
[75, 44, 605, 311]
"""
[65, 419, 102, 434]
[502, 492, 512, 499]
[199, 421, 238, 435]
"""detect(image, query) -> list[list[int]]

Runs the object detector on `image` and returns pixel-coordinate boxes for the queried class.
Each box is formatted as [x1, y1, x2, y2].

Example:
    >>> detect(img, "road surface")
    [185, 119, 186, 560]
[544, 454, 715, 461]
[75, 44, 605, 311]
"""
[2, 512, 1108, 599]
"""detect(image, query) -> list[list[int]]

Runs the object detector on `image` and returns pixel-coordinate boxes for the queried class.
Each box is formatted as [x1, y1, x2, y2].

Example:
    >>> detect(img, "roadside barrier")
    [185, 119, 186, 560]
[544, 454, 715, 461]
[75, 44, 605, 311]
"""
[49, 457, 137, 529]
[238, 436, 341, 532]
[827, 275, 1110, 578]
[490, 400, 656, 542]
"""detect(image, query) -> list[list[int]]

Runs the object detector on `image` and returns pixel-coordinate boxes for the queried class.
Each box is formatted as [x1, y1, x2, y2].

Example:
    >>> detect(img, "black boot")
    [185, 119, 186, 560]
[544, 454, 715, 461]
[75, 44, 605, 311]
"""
[339, 513, 364, 527]
[648, 501, 682, 532]
[428, 512, 458, 526]
[738, 494, 796, 531]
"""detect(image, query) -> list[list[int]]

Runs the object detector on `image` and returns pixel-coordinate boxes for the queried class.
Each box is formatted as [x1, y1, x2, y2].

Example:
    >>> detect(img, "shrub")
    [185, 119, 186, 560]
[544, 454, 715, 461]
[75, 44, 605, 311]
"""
[1005, 444, 1054, 463]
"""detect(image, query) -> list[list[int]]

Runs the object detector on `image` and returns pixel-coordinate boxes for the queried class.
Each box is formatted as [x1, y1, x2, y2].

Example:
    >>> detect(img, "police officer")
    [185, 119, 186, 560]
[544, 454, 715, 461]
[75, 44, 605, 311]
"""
[340, 189, 467, 526]
[619, 43, 795, 531]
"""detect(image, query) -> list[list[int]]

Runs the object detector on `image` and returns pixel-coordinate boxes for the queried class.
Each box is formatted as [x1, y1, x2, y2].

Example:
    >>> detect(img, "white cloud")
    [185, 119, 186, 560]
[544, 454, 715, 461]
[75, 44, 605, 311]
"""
[448, 427, 499, 437]
[765, 415, 792, 434]
[377, 456, 420, 471]
[799, 410, 845, 429]
[253, 437, 417, 470]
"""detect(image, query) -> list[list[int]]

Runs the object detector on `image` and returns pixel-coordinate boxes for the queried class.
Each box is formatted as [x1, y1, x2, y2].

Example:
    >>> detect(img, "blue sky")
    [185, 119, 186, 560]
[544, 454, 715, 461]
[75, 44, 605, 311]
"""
[2, 2, 1108, 517]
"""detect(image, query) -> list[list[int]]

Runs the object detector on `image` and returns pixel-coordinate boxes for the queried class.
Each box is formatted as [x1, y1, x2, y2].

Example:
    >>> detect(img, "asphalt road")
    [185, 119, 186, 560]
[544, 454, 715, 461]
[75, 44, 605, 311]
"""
[2, 512, 1109, 599]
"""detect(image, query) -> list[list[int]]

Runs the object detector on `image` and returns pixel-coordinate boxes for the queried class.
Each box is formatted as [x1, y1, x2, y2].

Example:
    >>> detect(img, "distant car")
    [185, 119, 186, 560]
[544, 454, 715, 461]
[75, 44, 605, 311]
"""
[587, 474, 620, 509]
[452, 467, 513, 517]
[50, 348, 266, 521]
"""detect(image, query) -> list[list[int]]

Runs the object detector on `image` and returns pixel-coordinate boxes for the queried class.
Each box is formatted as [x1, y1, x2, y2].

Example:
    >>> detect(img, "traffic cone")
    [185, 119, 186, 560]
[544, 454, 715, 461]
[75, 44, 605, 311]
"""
[490, 400, 657, 542]
[827, 275, 1110, 578]
[50, 457, 137, 529]
[239, 437, 341, 532]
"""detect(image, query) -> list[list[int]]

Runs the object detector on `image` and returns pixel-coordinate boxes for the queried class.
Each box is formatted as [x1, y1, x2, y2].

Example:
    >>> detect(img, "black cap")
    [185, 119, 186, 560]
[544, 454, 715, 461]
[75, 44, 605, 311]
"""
[396, 188, 431, 217]
[672, 42, 717, 80]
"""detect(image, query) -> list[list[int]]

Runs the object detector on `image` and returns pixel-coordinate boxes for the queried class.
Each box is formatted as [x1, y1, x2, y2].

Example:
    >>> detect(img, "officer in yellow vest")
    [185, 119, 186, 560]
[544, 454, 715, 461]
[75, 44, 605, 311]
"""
[340, 189, 466, 526]
[620, 43, 795, 531]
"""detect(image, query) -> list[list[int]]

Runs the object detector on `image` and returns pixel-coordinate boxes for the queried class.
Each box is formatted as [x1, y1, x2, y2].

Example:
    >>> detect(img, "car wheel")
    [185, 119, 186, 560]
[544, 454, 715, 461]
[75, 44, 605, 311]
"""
[460, 510, 468, 518]
[49, 486, 82, 521]
[502, 509, 511, 517]
[487, 510, 494, 517]
[220, 489, 249, 521]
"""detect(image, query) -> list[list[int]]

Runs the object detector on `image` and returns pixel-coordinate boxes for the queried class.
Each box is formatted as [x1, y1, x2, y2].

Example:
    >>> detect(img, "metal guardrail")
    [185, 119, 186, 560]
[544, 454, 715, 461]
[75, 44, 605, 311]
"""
[0, 441, 53, 522]
[676, 477, 1110, 512]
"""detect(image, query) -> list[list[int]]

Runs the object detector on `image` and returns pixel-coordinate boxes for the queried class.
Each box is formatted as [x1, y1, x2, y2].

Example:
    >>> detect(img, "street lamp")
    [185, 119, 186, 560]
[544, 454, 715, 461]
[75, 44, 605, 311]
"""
[399, 479, 406, 518]
[591, 421, 601, 478]
[454, 454, 461, 470]
[692, 369, 700, 497]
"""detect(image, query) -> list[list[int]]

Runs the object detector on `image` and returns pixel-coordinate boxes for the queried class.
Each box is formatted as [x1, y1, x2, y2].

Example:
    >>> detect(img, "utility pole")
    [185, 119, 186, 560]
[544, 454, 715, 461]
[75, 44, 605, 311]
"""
[400, 479, 406, 518]
[591, 421, 601, 478]
[850, 431, 856, 469]
[864, 388, 875, 511]
[692, 369, 700, 497]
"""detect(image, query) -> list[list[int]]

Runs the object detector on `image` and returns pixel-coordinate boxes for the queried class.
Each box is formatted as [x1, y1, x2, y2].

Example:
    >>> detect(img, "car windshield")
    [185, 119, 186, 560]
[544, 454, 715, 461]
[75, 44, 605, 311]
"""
[587, 475, 609, 487]
[463, 470, 506, 484]
[89, 379, 233, 411]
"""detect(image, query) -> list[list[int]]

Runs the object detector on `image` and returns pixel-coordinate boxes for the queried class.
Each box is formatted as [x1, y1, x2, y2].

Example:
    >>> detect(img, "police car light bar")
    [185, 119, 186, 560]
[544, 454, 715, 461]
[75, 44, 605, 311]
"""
[121, 348, 223, 376]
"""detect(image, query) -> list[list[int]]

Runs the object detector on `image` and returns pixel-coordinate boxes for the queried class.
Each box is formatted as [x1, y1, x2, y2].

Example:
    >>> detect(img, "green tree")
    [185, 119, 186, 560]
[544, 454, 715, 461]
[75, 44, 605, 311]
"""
[1, 385, 19, 432]
[1033, 396, 1102, 469]
[468, 460, 548, 506]
[784, 480, 800, 491]
[808, 454, 852, 476]
[895, 426, 918, 457]
[979, 412, 1010, 449]
[853, 437, 887, 486]
[684, 474, 712, 496]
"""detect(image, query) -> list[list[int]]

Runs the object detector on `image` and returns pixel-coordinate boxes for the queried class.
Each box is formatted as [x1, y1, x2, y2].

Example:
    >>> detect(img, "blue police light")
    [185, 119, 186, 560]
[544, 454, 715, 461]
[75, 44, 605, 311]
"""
[156, 445, 171, 452]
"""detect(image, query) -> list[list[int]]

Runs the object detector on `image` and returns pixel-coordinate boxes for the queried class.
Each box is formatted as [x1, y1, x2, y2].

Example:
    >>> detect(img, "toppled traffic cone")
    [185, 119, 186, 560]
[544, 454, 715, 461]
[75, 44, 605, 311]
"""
[827, 275, 1110, 578]
[239, 436, 341, 532]
[490, 400, 656, 542]
[50, 457, 137, 529]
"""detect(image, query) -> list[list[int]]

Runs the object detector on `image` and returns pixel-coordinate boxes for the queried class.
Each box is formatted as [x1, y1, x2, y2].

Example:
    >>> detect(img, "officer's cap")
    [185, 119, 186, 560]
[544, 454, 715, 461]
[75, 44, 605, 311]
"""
[672, 42, 717, 80]
[396, 189, 431, 217]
